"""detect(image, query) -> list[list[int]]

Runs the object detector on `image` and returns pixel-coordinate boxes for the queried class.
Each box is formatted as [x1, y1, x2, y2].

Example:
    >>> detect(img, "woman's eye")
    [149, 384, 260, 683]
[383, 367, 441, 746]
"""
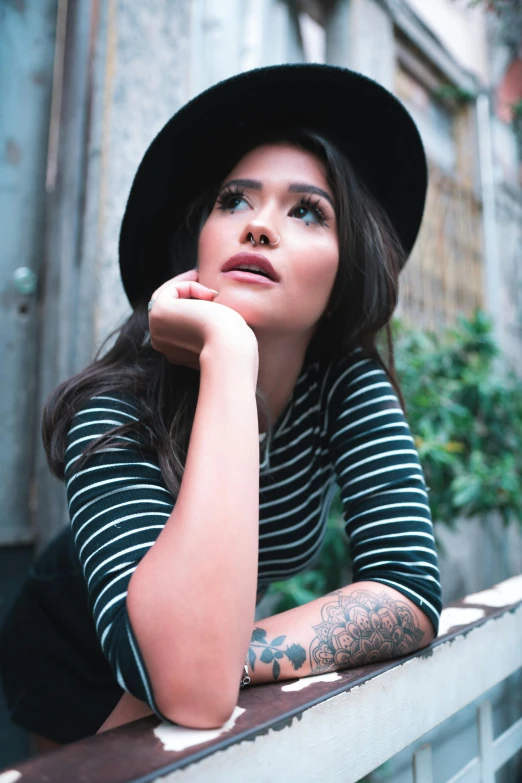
[217, 191, 249, 211]
[292, 202, 326, 225]
[229, 196, 248, 210]
[293, 205, 317, 223]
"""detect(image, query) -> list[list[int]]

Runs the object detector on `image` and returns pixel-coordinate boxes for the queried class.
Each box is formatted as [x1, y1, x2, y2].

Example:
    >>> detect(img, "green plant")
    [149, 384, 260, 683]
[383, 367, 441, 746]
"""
[267, 311, 522, 612]
[433, 84, 475, 106]
[394, 310, 522, 528]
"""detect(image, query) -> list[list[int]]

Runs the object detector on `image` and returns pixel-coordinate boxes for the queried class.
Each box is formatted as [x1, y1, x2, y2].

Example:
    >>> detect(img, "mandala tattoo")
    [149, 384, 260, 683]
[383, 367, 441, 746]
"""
[248, 627, 306, 681]
[309, 589, 425, 674]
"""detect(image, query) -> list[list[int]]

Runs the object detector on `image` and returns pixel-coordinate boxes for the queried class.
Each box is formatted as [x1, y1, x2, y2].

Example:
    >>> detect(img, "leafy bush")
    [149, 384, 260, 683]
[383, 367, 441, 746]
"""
[394, 310, 522, 527]
[267, 310, 522, 611]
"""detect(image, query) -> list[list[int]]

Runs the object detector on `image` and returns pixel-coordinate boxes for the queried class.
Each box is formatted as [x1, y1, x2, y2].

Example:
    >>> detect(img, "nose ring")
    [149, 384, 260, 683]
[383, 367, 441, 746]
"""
[248, 232, 280, 246]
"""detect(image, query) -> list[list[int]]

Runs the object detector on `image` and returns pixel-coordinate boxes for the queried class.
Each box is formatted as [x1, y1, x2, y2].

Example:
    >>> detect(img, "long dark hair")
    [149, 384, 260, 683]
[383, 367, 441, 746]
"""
[42, 129, 405, 497]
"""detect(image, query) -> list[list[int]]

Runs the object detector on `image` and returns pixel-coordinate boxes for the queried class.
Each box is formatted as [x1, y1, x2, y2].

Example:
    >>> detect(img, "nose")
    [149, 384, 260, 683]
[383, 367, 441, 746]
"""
[240, 222, 280, 247]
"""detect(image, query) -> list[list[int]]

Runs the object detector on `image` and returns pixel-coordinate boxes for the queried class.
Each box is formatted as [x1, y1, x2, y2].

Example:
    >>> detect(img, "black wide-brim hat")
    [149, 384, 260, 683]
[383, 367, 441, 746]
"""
[119, 64, 427, 308]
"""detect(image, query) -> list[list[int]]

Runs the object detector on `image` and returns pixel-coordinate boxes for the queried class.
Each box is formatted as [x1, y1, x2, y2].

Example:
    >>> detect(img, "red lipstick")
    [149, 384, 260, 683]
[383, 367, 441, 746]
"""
[221, 253, 280, 282]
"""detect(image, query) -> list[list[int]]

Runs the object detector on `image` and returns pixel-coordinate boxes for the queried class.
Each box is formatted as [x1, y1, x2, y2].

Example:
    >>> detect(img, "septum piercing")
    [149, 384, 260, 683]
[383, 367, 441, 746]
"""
[249, 233, 280, 246]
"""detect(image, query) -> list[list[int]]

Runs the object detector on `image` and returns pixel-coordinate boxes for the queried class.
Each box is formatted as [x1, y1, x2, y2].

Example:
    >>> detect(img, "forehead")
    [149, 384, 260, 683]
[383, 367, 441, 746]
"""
[226, 142, 328, 185]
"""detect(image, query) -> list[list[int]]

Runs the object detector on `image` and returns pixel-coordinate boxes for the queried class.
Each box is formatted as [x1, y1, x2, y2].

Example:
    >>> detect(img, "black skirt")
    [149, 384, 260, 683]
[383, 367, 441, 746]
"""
[0, 526, 123, 744]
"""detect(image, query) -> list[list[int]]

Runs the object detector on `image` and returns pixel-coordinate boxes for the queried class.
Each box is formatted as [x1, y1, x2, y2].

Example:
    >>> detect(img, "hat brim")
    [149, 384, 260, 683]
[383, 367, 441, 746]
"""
[119, 64, 427, 307]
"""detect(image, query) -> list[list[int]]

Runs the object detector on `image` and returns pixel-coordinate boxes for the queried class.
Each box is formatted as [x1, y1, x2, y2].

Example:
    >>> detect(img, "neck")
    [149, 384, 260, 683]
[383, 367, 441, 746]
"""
[253, 329, 314, 434]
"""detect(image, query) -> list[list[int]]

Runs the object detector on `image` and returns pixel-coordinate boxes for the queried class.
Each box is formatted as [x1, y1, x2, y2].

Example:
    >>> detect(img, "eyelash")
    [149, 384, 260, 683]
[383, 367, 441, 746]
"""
[216, 185, 329, 225]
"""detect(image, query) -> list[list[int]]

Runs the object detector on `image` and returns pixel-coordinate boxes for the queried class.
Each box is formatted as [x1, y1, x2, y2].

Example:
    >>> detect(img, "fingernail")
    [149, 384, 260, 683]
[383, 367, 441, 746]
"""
[210, 289, 219, 295]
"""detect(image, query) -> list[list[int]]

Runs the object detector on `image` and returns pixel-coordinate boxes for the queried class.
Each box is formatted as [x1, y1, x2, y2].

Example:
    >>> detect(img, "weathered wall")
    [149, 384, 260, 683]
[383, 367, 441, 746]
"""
[407, 0, 489, 83]
[87, 0, 193, 357]
[326, 0, 395, 90]
[494, 182, 522, 371]
[0, 0, 59, 545]
[437, 516, 522, 604]
[32, 0, 193, 544]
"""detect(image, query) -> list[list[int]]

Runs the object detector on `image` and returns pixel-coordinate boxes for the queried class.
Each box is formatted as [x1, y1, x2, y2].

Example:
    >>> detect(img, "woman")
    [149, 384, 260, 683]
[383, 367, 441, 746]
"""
[0, 64, 441, 749]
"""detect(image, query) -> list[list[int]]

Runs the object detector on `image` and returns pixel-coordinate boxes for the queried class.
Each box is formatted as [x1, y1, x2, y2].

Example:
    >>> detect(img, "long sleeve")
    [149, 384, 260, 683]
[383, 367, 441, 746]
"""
[325, 351, 442, 634]
[64, 393, 175, 717]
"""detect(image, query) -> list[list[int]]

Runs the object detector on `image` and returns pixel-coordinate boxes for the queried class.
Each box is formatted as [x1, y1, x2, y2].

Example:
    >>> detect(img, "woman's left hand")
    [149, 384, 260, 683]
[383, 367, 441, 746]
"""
[148, 268, 220, 370]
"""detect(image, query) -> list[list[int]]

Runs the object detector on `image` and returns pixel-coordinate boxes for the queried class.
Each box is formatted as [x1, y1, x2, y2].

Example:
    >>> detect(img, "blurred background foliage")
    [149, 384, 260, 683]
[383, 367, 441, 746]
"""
[267, 310, 522, 612]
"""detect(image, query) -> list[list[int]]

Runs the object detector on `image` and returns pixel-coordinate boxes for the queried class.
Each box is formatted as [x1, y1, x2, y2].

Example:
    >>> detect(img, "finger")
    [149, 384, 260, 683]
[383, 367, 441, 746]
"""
[169, 281, 219, 300]
[150, 269, 198, 302]
[173, 268, 199, 283]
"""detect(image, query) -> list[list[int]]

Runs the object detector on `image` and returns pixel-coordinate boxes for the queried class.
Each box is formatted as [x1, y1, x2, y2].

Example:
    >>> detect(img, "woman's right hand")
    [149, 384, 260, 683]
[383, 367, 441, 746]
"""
[148, 269, 258, 376]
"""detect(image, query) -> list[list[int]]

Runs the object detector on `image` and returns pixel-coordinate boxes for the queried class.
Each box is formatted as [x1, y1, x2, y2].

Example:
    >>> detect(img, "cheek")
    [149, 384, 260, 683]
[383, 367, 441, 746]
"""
[197, 220, 216, 267]
[198, 213, 234, 262]
[299, 240, 339, 297]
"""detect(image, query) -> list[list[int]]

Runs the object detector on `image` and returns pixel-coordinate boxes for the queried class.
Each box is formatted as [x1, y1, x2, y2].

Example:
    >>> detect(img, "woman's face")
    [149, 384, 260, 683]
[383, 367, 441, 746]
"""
[197, 142, 339, 345]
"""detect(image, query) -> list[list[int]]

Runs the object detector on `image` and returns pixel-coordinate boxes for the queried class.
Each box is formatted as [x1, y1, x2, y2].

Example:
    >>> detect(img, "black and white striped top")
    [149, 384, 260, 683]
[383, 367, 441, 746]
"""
[64, 349, 442, 718]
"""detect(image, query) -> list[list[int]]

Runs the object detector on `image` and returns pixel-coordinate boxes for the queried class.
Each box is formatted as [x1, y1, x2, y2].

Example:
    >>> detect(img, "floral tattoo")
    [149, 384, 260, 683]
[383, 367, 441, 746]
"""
[309, 589, 425, 673]
[248, 628, 306, 681]
[249, 590, 425, 681]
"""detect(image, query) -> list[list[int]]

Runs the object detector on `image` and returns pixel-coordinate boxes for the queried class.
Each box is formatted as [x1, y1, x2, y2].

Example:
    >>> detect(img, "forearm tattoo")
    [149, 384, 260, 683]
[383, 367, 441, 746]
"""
[248, 628, 307, 681]
[249, 589, 425, 681]
[309, 589, 425, 673]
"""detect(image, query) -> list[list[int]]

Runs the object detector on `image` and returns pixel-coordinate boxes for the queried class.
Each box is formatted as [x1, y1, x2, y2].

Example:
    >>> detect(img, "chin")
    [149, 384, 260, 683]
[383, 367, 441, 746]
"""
[215, 294, 261, 325]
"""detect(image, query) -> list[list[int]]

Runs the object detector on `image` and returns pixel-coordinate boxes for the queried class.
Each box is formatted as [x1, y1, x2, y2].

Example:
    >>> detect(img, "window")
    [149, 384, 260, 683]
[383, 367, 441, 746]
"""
[396, 66, 457, 175]
[395, 41, 484, 331]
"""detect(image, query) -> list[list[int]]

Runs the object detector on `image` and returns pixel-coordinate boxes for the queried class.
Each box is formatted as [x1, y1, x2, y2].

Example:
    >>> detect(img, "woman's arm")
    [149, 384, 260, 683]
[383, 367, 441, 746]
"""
[97, 578, 433, 733]
[245, 580, 433, 684]
[325, 352, 442, 635]
[67, 278, 261, 730]
[127, 336, 260, 727]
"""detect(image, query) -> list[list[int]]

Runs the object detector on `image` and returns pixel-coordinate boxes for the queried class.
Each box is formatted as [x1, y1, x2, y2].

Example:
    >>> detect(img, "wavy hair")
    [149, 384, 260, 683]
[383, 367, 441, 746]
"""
[42, 129, 405, 497]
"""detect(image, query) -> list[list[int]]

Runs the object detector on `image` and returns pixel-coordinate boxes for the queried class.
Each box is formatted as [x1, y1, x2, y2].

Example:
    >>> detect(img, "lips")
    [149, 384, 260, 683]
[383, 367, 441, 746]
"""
[221, 253, 279, 282]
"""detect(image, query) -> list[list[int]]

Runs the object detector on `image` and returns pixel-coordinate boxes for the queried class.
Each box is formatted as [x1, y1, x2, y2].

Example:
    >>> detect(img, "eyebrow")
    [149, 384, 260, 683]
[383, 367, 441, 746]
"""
[222, 178, 335, 211]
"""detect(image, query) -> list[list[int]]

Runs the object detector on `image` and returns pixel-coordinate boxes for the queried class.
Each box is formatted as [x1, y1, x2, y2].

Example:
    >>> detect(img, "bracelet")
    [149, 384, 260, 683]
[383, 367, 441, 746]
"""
[239, 655, 251, 689]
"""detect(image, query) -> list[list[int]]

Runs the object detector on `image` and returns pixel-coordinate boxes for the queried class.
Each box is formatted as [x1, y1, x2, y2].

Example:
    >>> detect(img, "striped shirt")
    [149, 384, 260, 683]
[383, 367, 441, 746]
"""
[64, 349, 442, 718]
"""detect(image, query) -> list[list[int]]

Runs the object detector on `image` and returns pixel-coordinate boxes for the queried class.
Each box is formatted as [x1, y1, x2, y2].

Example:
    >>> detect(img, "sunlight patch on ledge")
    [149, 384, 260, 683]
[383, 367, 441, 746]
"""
[438, 607, 486, 636]
[463, 576, 522, 608]
[281, 672, 342, 691]
[154, 706, 246, 752]
[0, 771, 22, 783]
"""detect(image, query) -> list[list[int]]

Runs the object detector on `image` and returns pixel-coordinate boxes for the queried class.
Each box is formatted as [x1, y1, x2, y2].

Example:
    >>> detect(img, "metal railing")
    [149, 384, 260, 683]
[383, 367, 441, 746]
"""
[413, 698, 522, 783]
[2, 576, 522, 783]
